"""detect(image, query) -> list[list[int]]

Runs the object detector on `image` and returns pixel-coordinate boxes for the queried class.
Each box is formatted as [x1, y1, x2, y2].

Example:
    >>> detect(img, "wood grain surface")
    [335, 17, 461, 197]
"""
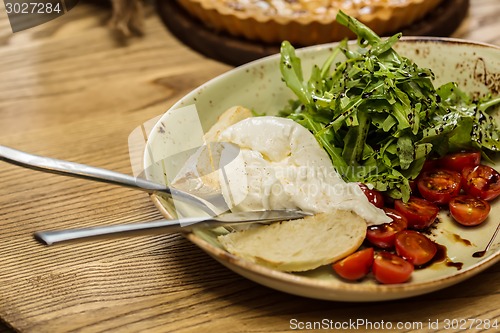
[0, 1, 499, 332]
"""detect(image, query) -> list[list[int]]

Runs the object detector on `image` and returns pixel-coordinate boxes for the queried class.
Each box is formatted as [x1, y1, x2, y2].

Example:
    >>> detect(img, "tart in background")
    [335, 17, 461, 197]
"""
[176, 0, 444, 45]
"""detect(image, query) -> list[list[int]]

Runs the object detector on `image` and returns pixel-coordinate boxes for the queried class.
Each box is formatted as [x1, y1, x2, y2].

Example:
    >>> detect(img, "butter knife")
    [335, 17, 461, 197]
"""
[34, 210, 311, 245]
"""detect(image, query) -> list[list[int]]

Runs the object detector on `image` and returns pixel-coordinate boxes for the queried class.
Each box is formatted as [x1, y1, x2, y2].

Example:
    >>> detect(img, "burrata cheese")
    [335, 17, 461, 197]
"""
[216, 116, 390, 226]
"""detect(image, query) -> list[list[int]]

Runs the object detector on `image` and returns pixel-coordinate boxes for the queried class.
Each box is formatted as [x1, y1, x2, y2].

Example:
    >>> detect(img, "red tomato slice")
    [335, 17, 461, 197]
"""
[366, 208, 407, 249]
[438, 150, 481, 172]
[394, 196, 439, 230]
[421, 158, 439, 173]
[417, 169, 461, 204]
[461, 165, 500, 201]
[395, 230, 437, 266]
[409, 180, 417, 194]
[332, 248, 374, 280]
[358, 183, 384, 208]
[372, 251, 414, 284]
[449, 195, 490, 226]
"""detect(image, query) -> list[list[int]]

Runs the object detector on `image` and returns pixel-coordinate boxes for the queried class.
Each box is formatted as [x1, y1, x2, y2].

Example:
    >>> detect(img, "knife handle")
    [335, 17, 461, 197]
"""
[33, 216, 211, 245]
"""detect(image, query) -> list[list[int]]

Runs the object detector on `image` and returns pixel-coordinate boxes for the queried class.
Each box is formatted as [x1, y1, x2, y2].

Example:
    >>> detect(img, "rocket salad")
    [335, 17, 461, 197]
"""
[279, 11, 500, 202]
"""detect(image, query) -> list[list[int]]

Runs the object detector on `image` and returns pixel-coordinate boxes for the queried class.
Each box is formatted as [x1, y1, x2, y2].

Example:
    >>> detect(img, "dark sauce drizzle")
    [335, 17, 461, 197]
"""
[417, 243, 463, 271]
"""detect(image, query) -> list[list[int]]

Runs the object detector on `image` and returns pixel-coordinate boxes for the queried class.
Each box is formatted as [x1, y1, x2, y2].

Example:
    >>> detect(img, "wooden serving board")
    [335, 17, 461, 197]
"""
[157, 0, 470, 66]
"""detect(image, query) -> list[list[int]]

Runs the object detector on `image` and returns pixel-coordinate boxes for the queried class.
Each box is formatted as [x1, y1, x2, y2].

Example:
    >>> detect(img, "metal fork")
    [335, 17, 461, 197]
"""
[0, 145, 227, 216]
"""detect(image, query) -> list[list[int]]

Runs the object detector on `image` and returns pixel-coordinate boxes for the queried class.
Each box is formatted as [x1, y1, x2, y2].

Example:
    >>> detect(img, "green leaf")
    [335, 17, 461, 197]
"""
[342, 111, 370, 165]
[277, 11, 500, 203]
[336, 10, 380, 45]
[280, 41, 311, 106]
[382, 114, 397, 132]
[397, 135, 414, 169]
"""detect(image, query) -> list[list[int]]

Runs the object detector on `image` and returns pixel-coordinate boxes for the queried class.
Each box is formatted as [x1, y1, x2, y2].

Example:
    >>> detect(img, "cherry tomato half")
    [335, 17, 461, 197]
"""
[449, 195, 490, 226]
[409, 180, 417, 194]
[332, 248, 374, 280]
[372, 251, 414, 284]
[358, 183, 385, 208]
[366, 208, 408, 249]
[461, 165, 500, 201]
[395, 230, 437, 266]
[417, 169, 461, 204]
[421, 158, 439, 173]
[438, 150, 481, 172]
[394, 196, 439, 230]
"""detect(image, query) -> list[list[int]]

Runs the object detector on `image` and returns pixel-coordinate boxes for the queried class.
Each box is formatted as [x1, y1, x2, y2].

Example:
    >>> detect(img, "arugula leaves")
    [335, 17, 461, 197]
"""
[279, 11, 500, 201]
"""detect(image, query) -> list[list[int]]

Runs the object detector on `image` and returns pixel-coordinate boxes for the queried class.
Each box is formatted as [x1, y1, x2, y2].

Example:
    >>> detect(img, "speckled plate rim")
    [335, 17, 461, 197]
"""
[186, 230, 499, 297]
[150, 197, 499, 301]
[146, 37, 500, 301]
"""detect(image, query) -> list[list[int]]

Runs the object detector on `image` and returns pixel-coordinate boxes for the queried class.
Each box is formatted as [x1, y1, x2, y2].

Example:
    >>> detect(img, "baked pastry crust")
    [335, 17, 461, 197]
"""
[177, 0, 443, 45]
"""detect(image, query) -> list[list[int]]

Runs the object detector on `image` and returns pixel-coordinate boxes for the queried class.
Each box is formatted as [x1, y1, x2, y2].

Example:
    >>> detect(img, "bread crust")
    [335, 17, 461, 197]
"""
[218, 211, 366, 272]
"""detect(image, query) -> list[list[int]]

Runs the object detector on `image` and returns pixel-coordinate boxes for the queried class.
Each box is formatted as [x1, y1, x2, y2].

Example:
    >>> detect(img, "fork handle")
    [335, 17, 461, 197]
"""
[0, 145, 219, 214]
[0, 145, 167, 193]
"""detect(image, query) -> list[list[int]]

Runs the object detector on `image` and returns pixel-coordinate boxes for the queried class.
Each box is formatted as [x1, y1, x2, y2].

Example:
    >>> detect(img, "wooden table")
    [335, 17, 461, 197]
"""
[0, 1, 499, 332]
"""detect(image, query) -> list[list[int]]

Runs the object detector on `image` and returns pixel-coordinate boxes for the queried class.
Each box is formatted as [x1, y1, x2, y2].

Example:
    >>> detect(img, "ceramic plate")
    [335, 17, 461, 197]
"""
[145, 38, 500, 301]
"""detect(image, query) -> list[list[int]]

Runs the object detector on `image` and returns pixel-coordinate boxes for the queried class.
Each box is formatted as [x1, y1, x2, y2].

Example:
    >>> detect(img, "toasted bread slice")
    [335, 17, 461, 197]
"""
[204, 105, 253, 142]
[218, 210, 367, 272]
[172, 106, 253, 194]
